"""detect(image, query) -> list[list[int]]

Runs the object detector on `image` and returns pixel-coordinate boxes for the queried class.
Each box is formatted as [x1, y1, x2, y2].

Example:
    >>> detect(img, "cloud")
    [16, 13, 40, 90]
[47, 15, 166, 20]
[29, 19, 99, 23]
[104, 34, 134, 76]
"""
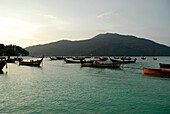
[97, 11, 120, 19]
[97, 12, 112, 18]
[44, 15, 57, 19]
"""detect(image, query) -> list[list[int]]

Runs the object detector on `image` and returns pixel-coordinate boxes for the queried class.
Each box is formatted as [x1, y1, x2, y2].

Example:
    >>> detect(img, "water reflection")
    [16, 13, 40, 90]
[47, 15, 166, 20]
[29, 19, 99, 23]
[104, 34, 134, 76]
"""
[143, 74, 170, 79]
[80, 66, 121, 70]
[0, 70, 8, 76]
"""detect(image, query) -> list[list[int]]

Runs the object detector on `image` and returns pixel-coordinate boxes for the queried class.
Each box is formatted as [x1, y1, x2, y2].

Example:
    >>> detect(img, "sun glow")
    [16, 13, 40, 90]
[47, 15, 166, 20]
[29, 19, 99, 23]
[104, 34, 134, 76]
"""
[0, 16, 40, 47]
[0, 17, 37, 37]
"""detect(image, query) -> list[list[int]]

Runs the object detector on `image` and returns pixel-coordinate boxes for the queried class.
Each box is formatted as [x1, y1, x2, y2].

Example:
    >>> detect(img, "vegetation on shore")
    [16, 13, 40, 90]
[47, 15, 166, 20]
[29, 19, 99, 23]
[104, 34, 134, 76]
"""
[0, 44, 29, 56]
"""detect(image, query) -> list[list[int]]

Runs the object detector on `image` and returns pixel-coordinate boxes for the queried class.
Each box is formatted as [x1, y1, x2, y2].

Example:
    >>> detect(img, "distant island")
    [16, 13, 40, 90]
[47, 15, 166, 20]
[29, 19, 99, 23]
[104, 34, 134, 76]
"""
[25, 33, 170, 56]
[0, 44, 29, 56]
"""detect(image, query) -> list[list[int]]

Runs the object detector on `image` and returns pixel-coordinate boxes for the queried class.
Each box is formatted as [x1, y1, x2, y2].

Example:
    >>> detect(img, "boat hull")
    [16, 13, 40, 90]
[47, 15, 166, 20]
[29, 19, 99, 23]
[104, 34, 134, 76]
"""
[159, 63, 170, 68]
[0, 61, 6, 71]
[19, 57, 43, 67]
[143, 67, 170, 76]
[64, 59, 94, 63]
[19, 61, 42, 66]
[110, 58, 136, 63]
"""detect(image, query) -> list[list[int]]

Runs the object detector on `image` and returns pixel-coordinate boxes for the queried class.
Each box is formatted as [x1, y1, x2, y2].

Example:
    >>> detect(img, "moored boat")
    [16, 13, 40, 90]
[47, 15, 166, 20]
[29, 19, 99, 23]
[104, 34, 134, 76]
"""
[159, 63, 170, 68]
[49, 56, 58, 60]
[19, 56, 44, 66]
[141, 56, 146, 60]
[56, 56, 65, 60]
[50, 56, 65, 60]
[153, 58, 157, 60]
[99, 57, 108, 61]
[121, 57, 131, 60]
[64, 58, 94, 63]
[0, 57, 6, 71]
[72, 57, 85, 60]
[114, 57, 119, 59]
[143, 67, 170, 76]
[109, 57, 137, 63]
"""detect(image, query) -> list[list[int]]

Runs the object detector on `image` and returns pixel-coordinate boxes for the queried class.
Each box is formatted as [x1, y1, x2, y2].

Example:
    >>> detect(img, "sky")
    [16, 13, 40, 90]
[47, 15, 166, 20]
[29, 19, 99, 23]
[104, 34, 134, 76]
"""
[0, 0, 170, 48]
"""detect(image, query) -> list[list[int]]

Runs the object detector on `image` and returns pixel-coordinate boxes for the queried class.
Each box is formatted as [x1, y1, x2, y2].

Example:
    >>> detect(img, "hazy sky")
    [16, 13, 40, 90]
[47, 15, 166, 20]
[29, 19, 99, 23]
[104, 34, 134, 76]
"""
[0, 0, 170, 47]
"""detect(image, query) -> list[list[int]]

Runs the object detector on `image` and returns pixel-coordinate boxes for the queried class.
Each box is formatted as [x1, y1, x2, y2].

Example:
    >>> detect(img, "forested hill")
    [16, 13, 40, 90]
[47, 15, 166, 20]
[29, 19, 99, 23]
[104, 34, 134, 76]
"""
[0, 44, 29, 56]
[25, 33, 170, 56]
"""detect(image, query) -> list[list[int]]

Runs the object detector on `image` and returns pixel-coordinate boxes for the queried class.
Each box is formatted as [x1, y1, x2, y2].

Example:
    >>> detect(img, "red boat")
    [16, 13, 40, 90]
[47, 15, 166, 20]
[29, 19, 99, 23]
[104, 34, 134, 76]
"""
[159, 63, 170, 68]
[143, 67, 170, 76]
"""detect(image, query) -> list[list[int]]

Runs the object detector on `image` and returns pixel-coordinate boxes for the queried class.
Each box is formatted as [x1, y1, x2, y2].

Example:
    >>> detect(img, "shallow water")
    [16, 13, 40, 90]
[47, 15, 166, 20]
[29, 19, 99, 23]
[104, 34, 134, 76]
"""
[0, 57, 170, 113]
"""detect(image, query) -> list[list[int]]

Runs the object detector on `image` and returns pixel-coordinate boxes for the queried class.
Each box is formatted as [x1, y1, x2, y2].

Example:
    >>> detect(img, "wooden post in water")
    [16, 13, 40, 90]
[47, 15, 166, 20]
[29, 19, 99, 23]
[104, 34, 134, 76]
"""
[122, 56, 126, 68]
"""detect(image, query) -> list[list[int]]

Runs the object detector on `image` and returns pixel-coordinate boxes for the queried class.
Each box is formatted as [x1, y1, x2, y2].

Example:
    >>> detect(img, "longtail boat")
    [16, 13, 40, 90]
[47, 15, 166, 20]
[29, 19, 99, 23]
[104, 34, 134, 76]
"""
[19, 56, 44, 66]
[64, 59, 81, 63]
[0, 57, 6, 71]
[109, 57, 137, 63]
[143, 67, 170, 76]
[153, 58, 157, 60]
[159, 63, 170, 68]
[72, 57, 85, 60]
[56, 56, 65, 60]
[141, 56, 146, 60]
[50, 56, 65, 60]
[64, 58, 94, 63]
[121, 57, 131, 60]
[49, 56, 57, 60]
[81, 62, 121, 68]
[99, 57, 108, 61]
[114, 57, 119, 59]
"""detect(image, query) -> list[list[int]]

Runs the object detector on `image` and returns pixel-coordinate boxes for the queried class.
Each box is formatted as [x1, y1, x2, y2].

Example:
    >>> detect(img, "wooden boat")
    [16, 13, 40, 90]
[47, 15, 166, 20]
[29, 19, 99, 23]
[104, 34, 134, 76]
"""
[64, 58, 94, 63]
[56, 56, 65, 60]
[114, 57, 119, 59]
[19, 56, 44, 66]
[109, 57, 137, 63]
[64, 58, 82, 63]
[99, 57, 108, 61]
[49, 56, 58, 60]
[50, 56, 65, 60]
[81, 62, 121, 68]
[72, 57, 85, 60]
[84, 56, 92, 58]
[0, 57, 6, 71]
[121, 57, 131, 60]
[141, 56, 146, 60]
[159, 63, 170, 68]
[153, 58, 157, 60]
[143, 67, 170, 76]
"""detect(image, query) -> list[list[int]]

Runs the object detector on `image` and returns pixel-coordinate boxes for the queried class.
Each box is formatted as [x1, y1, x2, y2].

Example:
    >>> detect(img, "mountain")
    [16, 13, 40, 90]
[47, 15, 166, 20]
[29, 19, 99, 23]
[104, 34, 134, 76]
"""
[25, 33, 170, 56]
[0, 44, 29, 56]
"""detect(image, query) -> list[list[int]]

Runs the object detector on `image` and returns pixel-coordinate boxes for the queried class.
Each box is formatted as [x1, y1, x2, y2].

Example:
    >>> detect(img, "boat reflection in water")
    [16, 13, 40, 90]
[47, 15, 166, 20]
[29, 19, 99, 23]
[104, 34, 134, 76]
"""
[81, 61, 121, 68]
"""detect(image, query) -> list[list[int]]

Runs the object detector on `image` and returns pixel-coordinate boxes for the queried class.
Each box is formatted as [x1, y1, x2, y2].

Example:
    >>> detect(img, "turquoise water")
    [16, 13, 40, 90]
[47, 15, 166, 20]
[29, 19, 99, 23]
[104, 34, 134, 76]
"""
[0, 57, 170, 113]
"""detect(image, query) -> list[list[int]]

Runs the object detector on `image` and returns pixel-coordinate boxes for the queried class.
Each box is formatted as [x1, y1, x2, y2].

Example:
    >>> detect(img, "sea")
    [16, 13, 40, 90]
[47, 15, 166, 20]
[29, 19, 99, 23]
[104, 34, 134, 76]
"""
[0, 56, 170, 113]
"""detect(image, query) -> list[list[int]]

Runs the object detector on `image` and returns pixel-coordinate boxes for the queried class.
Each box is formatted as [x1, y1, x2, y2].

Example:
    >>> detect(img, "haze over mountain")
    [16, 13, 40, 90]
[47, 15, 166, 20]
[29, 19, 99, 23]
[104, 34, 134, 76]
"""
[25, 33, 170, 56]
